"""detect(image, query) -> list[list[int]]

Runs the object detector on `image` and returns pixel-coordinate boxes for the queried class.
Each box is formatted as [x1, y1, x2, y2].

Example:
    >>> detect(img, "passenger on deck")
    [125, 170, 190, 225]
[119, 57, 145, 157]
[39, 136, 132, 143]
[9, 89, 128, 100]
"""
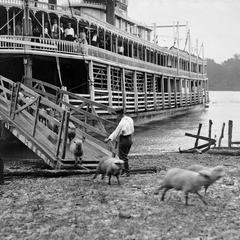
[91, 31, 99, 47]
[78, 31, 88, 55]
[32, 25, 41, 42]
[60, 22, 64, 40]
[44, 22, 50, 38]
[15, 21, 22, 35]
[118, 45, 124, 55]
[51, 19, 59, 39]
[64, 22, 75, 41]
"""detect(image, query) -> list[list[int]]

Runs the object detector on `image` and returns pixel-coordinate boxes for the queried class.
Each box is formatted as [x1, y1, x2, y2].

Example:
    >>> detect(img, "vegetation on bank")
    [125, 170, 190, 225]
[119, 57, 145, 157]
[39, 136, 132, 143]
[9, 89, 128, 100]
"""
[207, 54, 240, 91]
[1, 153, 240, 239]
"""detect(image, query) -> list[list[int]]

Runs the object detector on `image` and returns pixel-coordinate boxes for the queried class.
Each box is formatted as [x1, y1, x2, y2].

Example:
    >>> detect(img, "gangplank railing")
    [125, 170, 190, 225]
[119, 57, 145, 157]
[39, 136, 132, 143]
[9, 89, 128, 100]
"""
[0, 75, 118, 169]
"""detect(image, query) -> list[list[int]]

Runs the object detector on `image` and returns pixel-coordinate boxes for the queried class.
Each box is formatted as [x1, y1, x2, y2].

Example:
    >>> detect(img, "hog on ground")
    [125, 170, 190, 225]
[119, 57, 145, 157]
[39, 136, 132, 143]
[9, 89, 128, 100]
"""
[93, 157, 124, 185]
[69, 138, 83, 166]
[187, 164, 225, 195]
[154, 167, 212, 206]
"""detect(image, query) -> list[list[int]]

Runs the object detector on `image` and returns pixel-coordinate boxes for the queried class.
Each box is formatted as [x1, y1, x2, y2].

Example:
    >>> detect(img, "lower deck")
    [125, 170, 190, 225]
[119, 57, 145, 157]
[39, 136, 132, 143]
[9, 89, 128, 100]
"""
[0, 52, 209, 125]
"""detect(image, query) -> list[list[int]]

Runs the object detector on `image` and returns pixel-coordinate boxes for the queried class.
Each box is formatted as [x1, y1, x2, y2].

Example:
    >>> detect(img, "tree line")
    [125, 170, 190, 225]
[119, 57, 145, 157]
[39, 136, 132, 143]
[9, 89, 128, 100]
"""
[207, 54, 240, 91]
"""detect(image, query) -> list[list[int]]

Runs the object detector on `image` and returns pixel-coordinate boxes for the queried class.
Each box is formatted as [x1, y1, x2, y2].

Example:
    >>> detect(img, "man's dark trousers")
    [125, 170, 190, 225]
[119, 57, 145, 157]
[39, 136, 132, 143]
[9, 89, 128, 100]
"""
[118, 135, 133, 173]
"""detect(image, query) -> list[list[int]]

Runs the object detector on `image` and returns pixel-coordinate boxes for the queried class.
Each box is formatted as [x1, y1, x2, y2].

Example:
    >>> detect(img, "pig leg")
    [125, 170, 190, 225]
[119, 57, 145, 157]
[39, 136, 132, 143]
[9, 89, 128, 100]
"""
[204, 186, 209, 196]
[116, 175, 121, 185]
[184, 192, 189, 206]
[92, 172, 98, 180]
[161, 187, 171, 201]
[196, 192, 207, 205]
[108, 175, 112, 185]
[154, 185, 164, 195]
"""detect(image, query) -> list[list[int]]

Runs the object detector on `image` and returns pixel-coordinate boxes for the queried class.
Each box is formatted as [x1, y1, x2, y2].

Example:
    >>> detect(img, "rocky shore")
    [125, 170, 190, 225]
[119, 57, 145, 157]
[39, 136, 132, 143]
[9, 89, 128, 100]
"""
[1, 152, 240, 240]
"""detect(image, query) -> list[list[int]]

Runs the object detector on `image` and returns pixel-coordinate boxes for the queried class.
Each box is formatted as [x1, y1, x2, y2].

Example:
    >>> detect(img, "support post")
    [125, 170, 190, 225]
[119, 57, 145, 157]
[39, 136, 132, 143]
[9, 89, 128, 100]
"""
[144, 72, 148, 111]
[218, 122, 225, 148]
[174, 77, 177, 107]
[133, 71, 138, 112]
[179, 78, 183, 107]
[107, 65, 112, 107]
[23, 56, 32, 87]
[168, 77, 171, 108]
[161, 75, 165, 109]
[121, 68, 126, 112]
[208, 119, 213, 148]
[89, 60, 95, 101]
[153, 74, 157, 110]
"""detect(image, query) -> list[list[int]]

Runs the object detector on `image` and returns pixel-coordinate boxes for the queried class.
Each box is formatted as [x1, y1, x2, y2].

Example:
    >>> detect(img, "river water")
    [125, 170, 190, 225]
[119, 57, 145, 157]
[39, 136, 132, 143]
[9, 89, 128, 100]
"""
[132, 91, 240, 154]
[1, 91, 240, 160]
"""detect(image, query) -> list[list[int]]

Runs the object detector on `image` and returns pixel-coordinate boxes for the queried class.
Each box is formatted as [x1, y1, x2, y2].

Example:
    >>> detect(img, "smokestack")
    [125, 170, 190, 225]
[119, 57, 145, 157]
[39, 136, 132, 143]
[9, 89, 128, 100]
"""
[106, 0, 115, 25]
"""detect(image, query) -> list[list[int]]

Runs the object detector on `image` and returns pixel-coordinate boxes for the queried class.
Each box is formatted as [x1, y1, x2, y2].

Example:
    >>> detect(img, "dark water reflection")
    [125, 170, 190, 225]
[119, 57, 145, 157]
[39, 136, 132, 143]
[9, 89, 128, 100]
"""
[132, 91, 240, 154]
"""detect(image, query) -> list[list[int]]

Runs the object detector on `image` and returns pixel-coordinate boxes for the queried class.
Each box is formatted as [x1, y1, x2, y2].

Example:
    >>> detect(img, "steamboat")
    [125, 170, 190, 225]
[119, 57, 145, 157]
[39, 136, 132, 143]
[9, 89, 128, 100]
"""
[0, 0, 209, 125]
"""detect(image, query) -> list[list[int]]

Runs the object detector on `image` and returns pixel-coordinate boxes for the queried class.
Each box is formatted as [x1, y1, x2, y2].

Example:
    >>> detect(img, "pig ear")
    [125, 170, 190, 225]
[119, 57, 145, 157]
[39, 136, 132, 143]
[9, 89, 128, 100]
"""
[199, 170, 211, 179]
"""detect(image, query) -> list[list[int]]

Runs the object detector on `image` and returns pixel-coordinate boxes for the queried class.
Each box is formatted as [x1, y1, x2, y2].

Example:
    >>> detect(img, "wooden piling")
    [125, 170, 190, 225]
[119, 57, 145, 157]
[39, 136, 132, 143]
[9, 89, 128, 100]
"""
[218, 122, 225, 148]
[194, 123, 202, 148]
[228, 120, 233, 148]
[208, 120, 213, 149]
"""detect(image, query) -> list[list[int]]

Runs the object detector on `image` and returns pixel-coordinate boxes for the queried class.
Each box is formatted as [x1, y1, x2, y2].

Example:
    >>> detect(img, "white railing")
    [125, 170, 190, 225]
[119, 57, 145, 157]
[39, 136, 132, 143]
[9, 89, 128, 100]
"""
[0, 35, 208, 79]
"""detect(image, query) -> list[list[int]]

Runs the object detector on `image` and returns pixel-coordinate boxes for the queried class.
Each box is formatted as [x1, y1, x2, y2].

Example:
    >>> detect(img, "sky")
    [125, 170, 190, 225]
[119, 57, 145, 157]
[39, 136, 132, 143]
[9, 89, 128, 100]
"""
[127, 0, 240, 63]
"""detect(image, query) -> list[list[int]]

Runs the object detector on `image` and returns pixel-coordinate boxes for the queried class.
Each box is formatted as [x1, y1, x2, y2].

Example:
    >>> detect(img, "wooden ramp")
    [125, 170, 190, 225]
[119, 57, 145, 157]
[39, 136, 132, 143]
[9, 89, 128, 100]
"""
[0, 76, 118, 170]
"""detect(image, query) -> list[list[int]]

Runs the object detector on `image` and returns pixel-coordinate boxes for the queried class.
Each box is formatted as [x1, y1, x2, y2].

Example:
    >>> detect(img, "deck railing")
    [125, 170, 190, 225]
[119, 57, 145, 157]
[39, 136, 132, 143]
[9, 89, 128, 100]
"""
[0, 35, 207, 79]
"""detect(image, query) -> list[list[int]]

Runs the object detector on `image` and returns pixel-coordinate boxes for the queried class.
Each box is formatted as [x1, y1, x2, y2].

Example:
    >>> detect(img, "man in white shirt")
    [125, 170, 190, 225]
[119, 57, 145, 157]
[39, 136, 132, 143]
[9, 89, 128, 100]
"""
[65, 22, 75, 41]
[104, 109, 134, 176]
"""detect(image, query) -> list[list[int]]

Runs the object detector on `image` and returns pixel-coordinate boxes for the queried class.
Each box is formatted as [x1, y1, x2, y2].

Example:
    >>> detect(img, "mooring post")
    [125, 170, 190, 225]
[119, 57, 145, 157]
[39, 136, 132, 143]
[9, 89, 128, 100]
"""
[218, 122, 225, 148]
[194, 123, 202, 148]
[228, 120, 233, 148]
[208, 119, 213, 148]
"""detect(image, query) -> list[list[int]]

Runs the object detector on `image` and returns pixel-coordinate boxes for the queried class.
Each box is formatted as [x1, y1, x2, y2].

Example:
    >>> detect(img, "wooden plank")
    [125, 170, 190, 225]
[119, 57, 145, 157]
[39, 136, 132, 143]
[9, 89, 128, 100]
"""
[56, 111, 66, 158]
[61, 111, 70, 159]
[32, 96, 41, 137]
[194, 123, 202, 148]
[185, 132, 215, 142]
[218, 122, 225, 148]
[208, 119, 213, 149]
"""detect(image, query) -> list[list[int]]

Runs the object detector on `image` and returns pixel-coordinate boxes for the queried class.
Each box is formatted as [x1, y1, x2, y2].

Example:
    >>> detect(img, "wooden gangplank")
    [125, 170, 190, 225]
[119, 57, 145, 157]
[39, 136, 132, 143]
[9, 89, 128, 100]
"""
[0, 76, 118, 170]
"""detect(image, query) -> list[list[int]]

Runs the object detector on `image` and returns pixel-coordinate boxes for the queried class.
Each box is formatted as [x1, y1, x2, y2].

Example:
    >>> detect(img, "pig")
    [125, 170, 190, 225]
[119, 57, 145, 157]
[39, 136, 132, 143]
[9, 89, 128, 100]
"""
[68, 121, 76, 143]
[187, 164, 225, 195]
[69, 138, 83, 166]
[93, 157, 124, 185]
[154, 168, 212, 206]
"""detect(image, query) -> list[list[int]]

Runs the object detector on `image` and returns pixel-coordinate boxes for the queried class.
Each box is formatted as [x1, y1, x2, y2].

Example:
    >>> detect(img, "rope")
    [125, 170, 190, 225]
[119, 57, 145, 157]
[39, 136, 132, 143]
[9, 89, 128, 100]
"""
[0, 9, 24, 32]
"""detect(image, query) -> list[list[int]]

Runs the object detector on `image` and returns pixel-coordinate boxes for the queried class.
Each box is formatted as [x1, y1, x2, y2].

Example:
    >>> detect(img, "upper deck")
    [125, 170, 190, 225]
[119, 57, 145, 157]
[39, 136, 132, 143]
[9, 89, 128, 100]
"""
[0, 0, 207, 79]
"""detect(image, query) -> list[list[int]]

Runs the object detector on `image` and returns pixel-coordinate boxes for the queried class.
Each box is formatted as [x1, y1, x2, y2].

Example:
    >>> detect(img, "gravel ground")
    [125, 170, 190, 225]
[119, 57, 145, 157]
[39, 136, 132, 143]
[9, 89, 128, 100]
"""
[1, 152, 240, 240]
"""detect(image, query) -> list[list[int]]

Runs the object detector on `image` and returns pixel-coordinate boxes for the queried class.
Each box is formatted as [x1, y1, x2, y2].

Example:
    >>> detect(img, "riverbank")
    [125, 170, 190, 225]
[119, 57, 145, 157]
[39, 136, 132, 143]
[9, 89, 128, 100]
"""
[1, 152, 240, 240]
